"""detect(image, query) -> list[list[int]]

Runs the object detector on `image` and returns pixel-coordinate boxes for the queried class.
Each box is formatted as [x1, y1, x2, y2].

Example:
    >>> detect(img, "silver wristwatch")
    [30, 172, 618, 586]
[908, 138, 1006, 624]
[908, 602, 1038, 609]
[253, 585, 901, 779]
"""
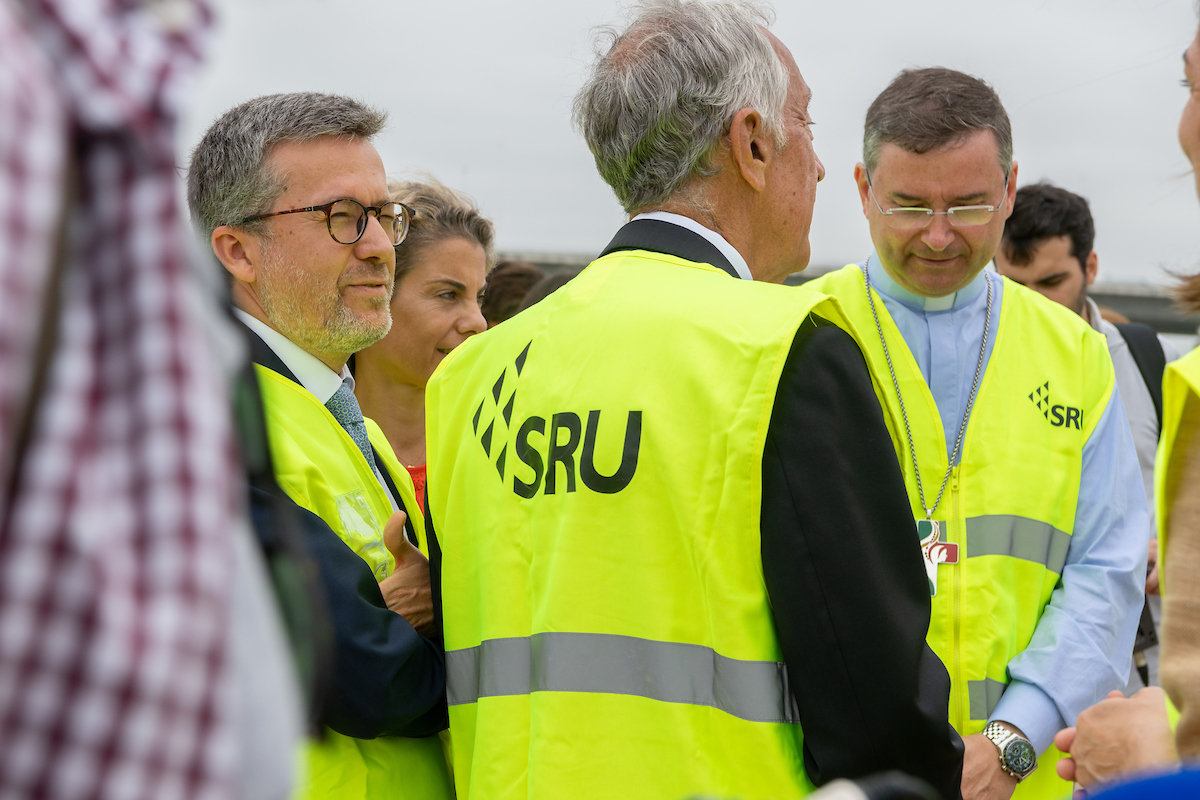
[983, 721, 1038, 781]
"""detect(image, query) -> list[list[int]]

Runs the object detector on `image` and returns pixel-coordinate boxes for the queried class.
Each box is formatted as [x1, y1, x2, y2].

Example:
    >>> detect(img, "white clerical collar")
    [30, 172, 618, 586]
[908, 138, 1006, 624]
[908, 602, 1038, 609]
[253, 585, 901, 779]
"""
[235, 308, 350, 404]
[865, 251, 989, 312]
[632, 211, 753, 281]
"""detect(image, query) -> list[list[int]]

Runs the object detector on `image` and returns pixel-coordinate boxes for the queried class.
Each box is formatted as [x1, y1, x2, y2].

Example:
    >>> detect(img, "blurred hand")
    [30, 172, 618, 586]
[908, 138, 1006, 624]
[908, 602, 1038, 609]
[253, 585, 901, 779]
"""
[378, 511, 434, 637]
[1146, 539, 1160, 595]
[1055, 687, 1177, 797]
[961, 731, 1017, 800]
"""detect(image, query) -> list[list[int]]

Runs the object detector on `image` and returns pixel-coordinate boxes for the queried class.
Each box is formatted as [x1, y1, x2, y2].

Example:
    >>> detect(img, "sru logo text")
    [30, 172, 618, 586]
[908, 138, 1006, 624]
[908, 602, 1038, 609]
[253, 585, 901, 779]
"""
[511, 410, 642, 498]
[1048, 405, 1082, 429]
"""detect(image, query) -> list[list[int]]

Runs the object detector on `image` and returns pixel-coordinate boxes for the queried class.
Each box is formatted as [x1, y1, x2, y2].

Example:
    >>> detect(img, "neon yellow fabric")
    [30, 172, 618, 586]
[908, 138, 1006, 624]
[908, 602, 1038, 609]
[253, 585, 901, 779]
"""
[427, 251, 855, 800]
[255, 365, 451, 800]
[806, 266, 1115, 799]
[363, 417, 431, 555]
[1155, 347, 1200, 589]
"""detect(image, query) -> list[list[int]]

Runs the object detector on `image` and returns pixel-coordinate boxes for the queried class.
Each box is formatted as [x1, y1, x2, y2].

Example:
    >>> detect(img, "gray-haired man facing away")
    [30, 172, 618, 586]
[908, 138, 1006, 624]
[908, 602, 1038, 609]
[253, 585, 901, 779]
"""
[423, 2, 964, 799]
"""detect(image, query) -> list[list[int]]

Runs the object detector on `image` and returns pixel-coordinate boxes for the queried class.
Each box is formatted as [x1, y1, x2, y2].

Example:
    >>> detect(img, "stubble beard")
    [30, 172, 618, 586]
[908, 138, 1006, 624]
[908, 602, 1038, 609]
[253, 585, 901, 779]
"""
[257, 244, 393, 359]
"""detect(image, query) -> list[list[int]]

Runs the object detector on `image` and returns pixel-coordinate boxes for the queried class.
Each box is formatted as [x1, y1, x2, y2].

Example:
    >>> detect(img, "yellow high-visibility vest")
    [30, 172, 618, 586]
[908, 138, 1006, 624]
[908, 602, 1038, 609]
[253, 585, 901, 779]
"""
[807, 265, 1115, 799]
[255, 364, 452, 800]
[1156, 346, 1200, 587]
[427, 249, 856, 800]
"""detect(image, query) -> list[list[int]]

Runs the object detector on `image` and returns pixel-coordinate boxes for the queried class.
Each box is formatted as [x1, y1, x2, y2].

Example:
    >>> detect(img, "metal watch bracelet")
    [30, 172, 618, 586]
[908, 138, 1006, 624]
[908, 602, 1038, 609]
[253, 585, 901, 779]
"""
[982, 721, 1038, 782]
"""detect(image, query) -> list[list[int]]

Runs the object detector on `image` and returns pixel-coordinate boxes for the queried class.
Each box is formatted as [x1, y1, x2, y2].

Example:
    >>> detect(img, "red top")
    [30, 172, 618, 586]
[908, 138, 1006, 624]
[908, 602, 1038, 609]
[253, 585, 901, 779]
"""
[406, 463, 427, 516]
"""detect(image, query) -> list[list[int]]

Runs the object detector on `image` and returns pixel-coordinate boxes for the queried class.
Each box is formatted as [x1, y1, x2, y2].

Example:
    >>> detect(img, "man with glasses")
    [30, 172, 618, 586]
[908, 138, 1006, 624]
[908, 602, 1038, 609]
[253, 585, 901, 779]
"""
[807, 68, 1147, 800]
[188, 92, 452, 800]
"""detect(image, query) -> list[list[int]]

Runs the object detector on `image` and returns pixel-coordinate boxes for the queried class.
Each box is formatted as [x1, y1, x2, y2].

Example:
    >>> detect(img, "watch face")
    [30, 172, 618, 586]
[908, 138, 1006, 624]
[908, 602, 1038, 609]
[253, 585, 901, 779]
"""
[1004, 739, 1037, 775]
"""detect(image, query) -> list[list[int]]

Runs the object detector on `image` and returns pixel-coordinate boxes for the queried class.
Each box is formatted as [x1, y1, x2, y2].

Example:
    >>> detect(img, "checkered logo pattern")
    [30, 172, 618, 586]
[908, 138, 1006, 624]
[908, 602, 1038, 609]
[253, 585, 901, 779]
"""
[1029, 380, 1052, 420]
[473, 342, 531, 482]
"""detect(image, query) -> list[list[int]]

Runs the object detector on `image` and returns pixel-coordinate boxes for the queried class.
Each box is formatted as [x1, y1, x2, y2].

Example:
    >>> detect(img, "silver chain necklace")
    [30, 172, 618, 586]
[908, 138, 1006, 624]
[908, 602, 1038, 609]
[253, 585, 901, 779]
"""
[862, 257, 993, 520]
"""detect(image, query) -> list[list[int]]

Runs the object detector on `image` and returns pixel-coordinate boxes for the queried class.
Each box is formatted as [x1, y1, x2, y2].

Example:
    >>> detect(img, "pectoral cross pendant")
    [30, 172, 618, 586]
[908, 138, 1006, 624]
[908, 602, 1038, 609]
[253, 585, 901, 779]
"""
[918, 519, 959, 597]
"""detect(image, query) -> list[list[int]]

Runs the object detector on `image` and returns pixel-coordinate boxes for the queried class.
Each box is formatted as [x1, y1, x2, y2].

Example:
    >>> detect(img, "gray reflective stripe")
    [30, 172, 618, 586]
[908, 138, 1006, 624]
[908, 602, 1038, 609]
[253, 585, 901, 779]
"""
[447, 636, 531, 703]
[966, 515, 1071, 574]
[446, 631, 800, 724]
[968, 678, 1008, 720]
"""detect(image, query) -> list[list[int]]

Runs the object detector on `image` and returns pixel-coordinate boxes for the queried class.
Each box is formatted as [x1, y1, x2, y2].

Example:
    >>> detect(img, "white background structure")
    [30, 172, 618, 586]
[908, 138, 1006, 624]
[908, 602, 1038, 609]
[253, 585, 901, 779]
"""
[183, 0, 1200, 285]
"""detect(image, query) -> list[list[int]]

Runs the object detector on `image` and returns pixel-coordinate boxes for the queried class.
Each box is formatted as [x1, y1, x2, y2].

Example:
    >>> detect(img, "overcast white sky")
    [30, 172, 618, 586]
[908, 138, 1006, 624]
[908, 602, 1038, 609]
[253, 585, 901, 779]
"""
[182, 0, 1200, 285]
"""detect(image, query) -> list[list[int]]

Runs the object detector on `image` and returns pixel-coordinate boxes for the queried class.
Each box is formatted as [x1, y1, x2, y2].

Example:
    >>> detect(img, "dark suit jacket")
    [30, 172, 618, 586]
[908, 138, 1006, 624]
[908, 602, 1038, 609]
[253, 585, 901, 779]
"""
[427, 219, 964, 799]
[241, 323, 448, 739]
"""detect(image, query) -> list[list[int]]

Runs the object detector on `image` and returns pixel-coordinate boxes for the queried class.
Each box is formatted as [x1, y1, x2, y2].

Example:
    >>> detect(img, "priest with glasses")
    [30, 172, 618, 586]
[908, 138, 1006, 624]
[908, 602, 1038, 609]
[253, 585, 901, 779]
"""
[808, 68, 1147, 800]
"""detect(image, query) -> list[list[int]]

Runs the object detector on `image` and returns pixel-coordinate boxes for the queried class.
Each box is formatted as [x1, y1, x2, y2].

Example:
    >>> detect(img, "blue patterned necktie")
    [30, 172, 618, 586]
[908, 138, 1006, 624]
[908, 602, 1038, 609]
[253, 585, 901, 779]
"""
[325, 379, 379, 473]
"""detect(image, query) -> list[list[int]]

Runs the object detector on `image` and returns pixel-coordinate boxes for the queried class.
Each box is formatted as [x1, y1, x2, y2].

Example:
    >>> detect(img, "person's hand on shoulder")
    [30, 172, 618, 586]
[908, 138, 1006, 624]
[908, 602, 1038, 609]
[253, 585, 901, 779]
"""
[379, 511, 435, 636]
[1055, 688, 1178, 796]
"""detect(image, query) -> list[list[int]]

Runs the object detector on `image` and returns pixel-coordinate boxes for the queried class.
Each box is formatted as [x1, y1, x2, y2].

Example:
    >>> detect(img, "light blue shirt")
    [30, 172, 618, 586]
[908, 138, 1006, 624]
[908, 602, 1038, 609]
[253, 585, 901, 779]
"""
[863, 255, 1149, 754]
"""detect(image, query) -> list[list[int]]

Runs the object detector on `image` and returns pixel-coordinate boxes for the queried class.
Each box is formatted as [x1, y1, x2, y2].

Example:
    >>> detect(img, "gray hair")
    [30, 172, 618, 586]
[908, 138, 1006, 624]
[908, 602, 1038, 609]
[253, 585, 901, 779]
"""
[863, 68, 1012, 176]
[186, 92, 387, 239]
[572, 0, 789, 214]
[389, 176, 497, 280]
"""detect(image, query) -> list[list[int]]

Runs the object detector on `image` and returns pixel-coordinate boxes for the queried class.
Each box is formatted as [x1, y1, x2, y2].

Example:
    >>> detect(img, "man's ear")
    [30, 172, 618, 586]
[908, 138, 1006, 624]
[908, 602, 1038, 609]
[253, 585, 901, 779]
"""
[1001, 161, 1019, 222]
[853, 162, 871, 217]
[728, 107, 770, 192]
[1085, 250, 1099, 287]
[211, 225, 258, 284]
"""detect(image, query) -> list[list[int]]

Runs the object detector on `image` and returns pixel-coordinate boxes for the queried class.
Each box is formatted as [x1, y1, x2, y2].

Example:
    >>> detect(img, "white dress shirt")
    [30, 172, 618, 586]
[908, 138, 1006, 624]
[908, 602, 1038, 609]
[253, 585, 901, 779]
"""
[236, 309, 398, 512]
[632, 211, 754, 281]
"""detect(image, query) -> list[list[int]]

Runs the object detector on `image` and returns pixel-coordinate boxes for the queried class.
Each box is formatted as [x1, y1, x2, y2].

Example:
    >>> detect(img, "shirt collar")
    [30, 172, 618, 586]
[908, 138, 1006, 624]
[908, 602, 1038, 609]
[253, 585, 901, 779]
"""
[632, 211, 753, 281]
[865, 250, 988, 312]
[1083, 297, 1105, 333]
[235, 308, 350, 404]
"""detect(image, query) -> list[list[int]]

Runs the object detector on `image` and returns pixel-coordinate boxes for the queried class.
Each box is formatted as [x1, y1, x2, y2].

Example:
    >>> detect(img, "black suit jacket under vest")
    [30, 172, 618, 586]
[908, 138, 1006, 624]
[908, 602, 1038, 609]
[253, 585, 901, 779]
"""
[241, 321, 448, 739]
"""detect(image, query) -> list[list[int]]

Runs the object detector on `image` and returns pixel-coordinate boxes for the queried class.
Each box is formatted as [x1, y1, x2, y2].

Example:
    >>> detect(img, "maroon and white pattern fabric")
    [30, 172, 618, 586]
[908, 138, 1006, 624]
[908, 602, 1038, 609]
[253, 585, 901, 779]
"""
[0, 1, 239, 798]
